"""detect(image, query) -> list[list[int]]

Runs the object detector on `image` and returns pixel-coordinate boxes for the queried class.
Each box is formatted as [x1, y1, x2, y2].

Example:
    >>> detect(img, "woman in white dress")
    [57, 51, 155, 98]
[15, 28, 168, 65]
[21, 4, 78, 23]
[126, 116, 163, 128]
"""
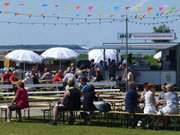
[144, 83, 157, 114]
[159, 84, 179, 114]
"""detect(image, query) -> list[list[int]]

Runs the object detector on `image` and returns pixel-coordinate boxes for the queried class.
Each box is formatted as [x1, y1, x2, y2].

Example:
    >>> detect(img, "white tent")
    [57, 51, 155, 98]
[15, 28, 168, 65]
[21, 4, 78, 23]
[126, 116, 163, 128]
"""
[88, 49, 117, 63]
[153, 51, 162, 60]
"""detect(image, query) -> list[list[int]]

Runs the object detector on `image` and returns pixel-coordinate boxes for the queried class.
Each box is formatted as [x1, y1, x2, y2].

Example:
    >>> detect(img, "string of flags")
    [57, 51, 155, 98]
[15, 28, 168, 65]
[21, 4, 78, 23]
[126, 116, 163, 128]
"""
[0, 1, 180, 18]
[0, 15, 179, 26]
[0, 1, 180, 26]
[0, 20, 125, 26]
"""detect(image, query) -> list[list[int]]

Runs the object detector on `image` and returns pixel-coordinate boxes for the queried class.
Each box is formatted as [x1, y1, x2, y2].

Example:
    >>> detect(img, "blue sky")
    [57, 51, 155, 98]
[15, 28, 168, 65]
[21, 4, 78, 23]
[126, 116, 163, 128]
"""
[0, 0, 179, 46]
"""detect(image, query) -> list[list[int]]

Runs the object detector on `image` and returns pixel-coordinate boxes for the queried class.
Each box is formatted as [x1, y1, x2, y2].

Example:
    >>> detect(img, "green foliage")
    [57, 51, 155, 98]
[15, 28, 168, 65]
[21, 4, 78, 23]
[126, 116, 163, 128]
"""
[153, 24, 171, 33]
[153, 24, 172, 42]
[79, 53, 88, 60]
[143, 55, 161, 70]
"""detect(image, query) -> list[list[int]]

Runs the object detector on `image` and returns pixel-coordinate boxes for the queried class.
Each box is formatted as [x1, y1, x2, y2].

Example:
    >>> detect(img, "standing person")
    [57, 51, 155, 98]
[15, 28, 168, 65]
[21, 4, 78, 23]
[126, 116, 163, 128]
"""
[125, 82, 139, 113]
[7, 81, 29, 122]
[97, 60, 105, 79]
[144, 83, 157, 114]
[122, 63, 134, 83]
[94, 68, 104, 82]
[159, 84, 179, 114]
[109, 60, 116, 81]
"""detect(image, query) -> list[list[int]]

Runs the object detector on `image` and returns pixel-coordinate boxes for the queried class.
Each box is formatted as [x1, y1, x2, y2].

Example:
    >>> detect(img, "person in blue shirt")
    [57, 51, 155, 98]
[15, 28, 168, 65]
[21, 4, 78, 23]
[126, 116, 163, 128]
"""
[80, 77, 90, 93]
[79, 77, 96, 124]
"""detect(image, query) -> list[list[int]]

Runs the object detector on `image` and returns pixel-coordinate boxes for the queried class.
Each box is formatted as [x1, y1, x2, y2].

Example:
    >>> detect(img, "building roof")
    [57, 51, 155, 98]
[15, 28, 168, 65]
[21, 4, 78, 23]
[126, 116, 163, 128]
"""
[91, 42, 179, 50]
[0, 44, 86, 52]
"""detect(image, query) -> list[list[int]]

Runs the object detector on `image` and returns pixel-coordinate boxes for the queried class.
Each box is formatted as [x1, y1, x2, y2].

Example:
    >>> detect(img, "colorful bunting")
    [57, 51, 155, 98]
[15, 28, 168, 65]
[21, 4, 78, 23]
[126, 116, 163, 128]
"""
[19, 3, 25, 6]
[76, 5, 81, 10]
[4, 2, 10, 7]
[42, 4, 48, 7]
[88, 5, 94, 12]
[147, 6, 153, 13]
[113, 6, 120, 11]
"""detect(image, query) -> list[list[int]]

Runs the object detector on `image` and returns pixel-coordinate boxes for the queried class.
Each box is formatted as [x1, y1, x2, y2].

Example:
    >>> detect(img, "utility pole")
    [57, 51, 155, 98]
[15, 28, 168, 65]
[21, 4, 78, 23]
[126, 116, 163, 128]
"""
[125, 7, 129, 92]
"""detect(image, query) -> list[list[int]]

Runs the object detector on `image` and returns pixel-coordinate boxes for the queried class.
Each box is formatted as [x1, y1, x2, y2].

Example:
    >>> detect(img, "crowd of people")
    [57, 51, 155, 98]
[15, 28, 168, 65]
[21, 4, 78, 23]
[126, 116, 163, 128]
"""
[125, 82, 179, 115]
[1, 59, 135, 87]
[6, 76, 111, 125]
[3, 59, 179, 126]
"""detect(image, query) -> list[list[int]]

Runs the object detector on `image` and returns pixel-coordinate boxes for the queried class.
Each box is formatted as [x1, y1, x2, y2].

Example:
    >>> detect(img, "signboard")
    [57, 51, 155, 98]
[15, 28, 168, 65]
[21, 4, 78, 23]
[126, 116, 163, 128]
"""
[117, 33, 175, 40]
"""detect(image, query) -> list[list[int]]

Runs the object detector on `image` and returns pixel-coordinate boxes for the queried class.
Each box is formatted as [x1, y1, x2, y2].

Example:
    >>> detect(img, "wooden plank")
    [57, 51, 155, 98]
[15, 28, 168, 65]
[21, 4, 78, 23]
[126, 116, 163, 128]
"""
[0, 85, 13, 89]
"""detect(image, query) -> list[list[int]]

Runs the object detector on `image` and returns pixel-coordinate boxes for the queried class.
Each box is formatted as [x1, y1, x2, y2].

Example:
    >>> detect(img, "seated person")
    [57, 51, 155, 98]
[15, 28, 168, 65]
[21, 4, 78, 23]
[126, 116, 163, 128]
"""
[125, 82, 139, 113]
[22, 72, 33, 90]
[139, 82, 149, 103]
[2, 69, 11, 84]
[81, 84, 96, 124]
[157, 83, 167, 107]
[51, 79, 81, 125]
[144, 83, 157, 114]
[9, 71, 19, 84]
[53, 70, 63, 82]
[40, 68, 52, 80]
[159, 84, 179, 114]
[7, 81, 29, 122]
[63, 70, 75, 86]
[32, 73, 39, 84]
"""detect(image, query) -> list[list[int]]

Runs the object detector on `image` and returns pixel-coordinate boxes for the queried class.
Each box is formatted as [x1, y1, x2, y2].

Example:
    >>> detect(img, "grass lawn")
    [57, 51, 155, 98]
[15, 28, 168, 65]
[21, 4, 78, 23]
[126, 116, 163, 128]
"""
[0, 122, 179, 135]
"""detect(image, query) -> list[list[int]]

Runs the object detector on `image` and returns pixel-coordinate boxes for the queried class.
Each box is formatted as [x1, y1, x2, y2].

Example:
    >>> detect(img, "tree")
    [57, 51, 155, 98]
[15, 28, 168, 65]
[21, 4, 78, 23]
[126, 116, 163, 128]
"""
[153, 24, 171, 33]
[153, 24, 172, 42]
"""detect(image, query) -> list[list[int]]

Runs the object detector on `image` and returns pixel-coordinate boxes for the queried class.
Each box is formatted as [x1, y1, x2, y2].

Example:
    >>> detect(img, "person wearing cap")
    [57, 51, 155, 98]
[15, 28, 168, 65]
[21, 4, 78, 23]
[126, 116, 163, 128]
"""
[159, 84, 179, 114]
[7, 81, 29, 122]
[144, 83, 157, 114]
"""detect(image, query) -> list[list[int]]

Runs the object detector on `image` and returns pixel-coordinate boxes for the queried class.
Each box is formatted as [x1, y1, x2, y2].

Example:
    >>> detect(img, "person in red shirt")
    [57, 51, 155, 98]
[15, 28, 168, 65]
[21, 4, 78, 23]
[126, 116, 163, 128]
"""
[2, 70, 11, 84]
[7, 81, 29, 122]
[53, 70, 63, 83]
[9, 71, 19, 84]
